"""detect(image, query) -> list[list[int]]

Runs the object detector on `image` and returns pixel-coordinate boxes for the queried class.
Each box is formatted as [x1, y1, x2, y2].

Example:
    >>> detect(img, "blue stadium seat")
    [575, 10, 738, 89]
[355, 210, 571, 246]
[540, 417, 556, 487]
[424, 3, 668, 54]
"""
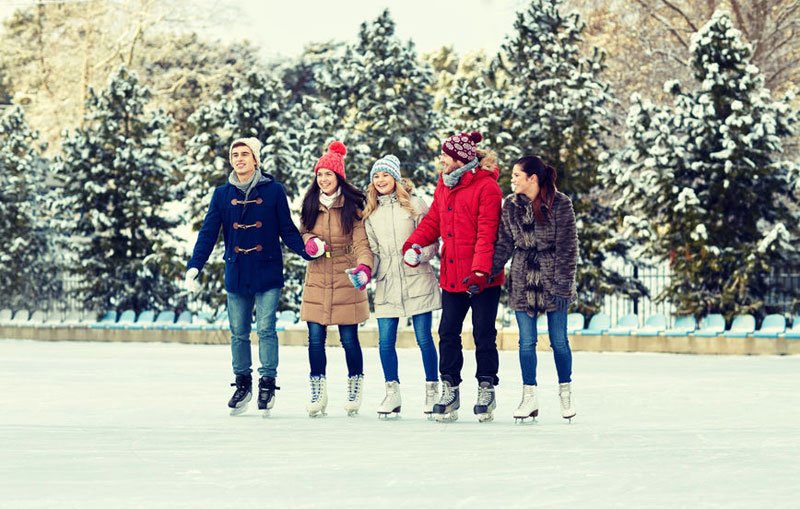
[636, 314, 667, 336]
[752, 314, 785, 338]
[664, 315, 696, 336]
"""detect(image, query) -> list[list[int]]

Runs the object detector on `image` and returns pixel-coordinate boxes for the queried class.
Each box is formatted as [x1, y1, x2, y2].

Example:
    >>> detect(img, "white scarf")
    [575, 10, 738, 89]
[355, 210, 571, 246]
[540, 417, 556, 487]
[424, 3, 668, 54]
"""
[319, 188, 341, 209]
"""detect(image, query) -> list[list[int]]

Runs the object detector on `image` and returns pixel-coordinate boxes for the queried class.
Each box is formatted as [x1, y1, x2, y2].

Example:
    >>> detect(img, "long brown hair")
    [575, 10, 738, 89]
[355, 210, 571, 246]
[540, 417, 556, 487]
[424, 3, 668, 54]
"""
[300, 173, 366, 235]
[362, 178, 417, 220]
[515, 155, 558, 224]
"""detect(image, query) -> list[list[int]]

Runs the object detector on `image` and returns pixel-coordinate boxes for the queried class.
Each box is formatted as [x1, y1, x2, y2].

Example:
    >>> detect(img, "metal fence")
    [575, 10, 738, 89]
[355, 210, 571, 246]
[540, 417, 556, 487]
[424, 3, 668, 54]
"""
[46, 266, 800, 324]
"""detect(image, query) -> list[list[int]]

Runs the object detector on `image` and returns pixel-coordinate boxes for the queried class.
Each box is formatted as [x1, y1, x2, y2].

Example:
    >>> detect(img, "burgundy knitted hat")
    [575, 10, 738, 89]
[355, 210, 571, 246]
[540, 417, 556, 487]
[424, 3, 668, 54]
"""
[314, 140, 347, 180]
[442, 131, 482, 163]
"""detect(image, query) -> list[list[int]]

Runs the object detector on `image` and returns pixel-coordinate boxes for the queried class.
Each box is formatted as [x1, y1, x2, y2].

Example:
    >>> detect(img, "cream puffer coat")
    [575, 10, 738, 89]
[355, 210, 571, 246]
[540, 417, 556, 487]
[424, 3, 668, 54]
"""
[365, 193, 441, 318]
[300, 195, 373, 325]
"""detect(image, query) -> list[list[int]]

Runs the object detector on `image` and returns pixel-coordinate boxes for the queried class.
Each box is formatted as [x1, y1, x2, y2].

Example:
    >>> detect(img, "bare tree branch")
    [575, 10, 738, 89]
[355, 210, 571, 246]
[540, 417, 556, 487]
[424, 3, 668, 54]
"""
[658, 0, 699, 32]
[633, 0, 690, 49]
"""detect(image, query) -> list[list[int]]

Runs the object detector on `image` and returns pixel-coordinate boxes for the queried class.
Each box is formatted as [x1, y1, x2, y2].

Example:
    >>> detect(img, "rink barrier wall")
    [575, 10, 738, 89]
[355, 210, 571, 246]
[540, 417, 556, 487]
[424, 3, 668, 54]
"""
[2, 324, 798, 355]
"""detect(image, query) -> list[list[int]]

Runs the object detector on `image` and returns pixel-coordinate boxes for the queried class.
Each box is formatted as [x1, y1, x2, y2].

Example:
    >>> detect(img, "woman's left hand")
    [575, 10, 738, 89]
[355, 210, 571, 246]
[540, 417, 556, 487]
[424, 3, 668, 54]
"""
[345, 264, 372, 291]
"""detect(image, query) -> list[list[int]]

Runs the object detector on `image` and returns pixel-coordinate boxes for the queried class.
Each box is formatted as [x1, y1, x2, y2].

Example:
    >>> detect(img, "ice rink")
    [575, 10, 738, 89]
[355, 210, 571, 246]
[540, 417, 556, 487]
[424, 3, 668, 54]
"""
[1, 338, 798, 508]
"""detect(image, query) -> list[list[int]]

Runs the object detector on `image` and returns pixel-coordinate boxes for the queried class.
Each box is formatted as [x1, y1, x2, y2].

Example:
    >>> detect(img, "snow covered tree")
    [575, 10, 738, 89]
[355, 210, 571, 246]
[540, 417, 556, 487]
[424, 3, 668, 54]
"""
[441, 51, 509, 151]
[0, 106, 62, 309]
[492, 0, 644, 314]
[608, 12, 799, 317]
[53, 67, 181, 314]
[315, 9, 440, 187]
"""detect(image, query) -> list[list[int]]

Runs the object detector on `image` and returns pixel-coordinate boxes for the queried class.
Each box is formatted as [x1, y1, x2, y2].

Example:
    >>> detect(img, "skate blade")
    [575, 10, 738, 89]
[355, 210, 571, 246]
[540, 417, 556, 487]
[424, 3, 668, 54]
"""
[377, 408, 401, 419]
[514, 416, 536, 424]
[229, 403, 249, 416]
[477, 413, 494, 423]
[308, 410, 327, 418]
[434, 411, 458, 423]
[347, 410, 360, 417]
[563, 414, 576, 422]
[261, 409, 270, 418]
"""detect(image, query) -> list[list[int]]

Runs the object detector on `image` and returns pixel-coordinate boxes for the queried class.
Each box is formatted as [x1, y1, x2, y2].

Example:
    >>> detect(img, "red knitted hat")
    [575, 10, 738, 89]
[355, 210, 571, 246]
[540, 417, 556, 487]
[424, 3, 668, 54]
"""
[442, 131, 483, 163]
[314, 140, 347, 180]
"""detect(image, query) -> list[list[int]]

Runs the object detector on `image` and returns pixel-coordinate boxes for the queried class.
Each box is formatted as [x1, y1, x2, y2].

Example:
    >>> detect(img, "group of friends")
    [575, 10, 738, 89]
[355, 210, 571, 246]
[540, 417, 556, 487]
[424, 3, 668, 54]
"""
[185, 129, 578, 423]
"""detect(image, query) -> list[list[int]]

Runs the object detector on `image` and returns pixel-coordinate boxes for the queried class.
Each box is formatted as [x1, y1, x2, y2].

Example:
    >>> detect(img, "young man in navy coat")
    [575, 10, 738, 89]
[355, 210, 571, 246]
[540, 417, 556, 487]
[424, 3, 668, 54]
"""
[186, 137, 319, 416]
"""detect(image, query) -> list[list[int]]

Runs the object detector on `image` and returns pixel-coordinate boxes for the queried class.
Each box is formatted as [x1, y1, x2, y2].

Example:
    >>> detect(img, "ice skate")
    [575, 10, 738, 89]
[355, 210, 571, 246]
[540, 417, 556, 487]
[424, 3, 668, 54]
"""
[423, 381, 439, 420]
[228, 374, 252, 416]
[257, 376, 280, 418]
[344, 374, 364, 416]
[513, 385, 539, 423]
[376, 381, 401, 419]
[559, 382, 576, 422]
[432, 375, 460, 423]
[473, 376, 496, 423]
[306, 375, 328, 418]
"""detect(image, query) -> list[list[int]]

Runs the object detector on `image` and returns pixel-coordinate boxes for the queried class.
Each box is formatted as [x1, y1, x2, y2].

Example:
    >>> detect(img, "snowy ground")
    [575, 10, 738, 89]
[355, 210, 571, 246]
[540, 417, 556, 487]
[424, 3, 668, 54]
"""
[0, 339, 798, 509]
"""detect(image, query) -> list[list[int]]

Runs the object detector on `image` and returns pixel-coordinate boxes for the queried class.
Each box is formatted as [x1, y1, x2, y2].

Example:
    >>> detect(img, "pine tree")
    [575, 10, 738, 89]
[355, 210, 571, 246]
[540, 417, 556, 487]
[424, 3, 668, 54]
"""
[608, 12, 799, 317]
[53, 67, 180, 313]
[492, 0, 643, 314]
[0, 106, 61, 309]
[316, 9, 440, 187]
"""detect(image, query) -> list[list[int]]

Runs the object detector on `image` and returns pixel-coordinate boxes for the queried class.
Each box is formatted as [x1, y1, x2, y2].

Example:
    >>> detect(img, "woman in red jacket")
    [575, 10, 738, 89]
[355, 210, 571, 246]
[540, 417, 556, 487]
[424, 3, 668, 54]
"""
[403, 131, 504, 423]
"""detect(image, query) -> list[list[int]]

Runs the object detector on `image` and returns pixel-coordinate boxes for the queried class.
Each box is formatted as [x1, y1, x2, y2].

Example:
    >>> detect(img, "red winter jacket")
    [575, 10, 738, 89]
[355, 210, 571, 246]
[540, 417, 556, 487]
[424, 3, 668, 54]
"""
[405, 167, 505, 293]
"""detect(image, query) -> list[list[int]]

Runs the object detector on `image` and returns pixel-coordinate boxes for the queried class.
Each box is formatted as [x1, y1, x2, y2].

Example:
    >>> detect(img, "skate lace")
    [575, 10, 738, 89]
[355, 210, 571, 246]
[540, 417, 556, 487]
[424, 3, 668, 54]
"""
[438, 383, 454, 405]
[347, 376, 362, 402]
[230, 382, 249, 399]
[560, 390, 571, 409]
[477, 385, 493, 405]
[425, 385, 438, 404]
[310, 377, 322, 402]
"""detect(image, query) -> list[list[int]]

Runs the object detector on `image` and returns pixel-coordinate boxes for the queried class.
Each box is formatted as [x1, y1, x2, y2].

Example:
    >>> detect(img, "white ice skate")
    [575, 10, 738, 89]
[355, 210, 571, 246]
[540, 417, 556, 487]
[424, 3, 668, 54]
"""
[306, 376, 328, 418]
[432, 376, 459, 423]
[344, 374, 364, 416]
[473, 378, 496, 423]
[423, 381, 439, 420]
[559, 382, 576, 422]
[513, 385, 539, 423]
[376, 381, 401, 419]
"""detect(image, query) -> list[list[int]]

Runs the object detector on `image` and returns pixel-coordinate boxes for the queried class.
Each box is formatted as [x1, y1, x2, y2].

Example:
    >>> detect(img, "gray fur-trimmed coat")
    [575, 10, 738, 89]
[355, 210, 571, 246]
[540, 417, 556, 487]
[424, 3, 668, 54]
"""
[491, 191, 578, 315]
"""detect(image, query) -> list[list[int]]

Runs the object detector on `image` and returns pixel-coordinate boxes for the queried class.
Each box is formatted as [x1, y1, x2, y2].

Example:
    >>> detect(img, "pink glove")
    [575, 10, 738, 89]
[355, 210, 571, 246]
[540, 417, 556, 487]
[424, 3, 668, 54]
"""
[305, 237, 326, 259]
[462, 271, 491, 295]
[345, 264, 372, 291]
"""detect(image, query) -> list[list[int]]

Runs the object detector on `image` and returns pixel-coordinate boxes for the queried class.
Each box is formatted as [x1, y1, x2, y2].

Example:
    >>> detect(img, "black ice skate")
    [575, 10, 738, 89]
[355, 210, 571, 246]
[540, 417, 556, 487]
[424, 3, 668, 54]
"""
[473, 376, 496, 423]
[257, 376, 280, 418]
[228, 374, 252, 416]
[432, 375, 460, 423]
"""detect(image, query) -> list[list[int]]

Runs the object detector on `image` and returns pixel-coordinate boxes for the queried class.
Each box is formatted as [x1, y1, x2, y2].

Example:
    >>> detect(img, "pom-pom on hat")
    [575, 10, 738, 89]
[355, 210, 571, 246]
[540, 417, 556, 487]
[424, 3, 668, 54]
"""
[442, 131, 482, 163]
[370, 154, 402, 183]
[230, 137, 262, 168]
[314, 140, 347, 180]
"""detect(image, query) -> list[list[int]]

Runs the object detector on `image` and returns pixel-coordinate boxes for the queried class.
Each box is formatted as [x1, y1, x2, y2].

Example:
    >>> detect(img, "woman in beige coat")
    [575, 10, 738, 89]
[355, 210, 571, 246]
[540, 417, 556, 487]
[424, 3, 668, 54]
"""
[363, 155, 441, 419]
[299, 141, 373, 418]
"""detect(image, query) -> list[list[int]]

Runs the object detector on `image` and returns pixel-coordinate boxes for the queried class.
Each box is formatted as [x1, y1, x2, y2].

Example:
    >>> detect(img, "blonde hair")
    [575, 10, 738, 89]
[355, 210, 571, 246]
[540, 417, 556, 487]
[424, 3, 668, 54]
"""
[476, 148, 498, 171]
[362, 177, 418, 220]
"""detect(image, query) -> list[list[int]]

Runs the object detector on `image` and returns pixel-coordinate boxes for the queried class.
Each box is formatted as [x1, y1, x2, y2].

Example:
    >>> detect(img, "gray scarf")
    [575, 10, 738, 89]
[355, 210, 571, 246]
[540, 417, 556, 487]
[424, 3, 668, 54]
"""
[442, 158, 479, 188]
[228, 170, 263, 199]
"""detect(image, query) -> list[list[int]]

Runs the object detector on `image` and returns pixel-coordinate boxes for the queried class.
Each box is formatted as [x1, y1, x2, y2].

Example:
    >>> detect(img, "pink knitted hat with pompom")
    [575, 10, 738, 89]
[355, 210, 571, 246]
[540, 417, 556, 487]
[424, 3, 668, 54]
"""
[442, 131, 483, 163]
[314, 140, 347, 180]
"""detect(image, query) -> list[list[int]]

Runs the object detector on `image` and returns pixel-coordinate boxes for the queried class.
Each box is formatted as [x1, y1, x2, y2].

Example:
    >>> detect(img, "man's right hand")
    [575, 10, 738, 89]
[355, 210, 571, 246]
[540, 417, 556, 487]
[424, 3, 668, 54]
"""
[305, 237, 327, 259]
[184, 268, 201, 293]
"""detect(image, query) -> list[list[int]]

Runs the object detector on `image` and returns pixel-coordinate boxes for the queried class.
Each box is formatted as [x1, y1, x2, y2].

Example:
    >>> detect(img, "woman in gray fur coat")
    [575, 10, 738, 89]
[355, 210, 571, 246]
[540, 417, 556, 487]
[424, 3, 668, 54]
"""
[491, 155, 578, 422]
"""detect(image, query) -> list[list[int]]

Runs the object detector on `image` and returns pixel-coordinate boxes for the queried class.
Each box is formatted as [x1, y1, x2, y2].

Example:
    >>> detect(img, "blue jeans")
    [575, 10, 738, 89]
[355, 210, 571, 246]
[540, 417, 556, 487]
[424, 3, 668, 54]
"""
[516, 310, 572, 386]
[227, 288, 281, 378]
[377, 312, 438, 383]
[307, 322, 362, 377]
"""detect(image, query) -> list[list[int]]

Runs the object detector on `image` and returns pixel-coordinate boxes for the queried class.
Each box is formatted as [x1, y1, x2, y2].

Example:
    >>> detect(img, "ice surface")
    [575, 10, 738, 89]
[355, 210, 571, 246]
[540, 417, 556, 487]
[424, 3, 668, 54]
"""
[1, 339, 798, 508]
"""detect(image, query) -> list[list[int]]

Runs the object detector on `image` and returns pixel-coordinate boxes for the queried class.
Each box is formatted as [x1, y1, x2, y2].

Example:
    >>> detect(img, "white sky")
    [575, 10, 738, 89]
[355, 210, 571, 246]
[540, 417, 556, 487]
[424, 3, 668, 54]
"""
[0, 0, 529, 59]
